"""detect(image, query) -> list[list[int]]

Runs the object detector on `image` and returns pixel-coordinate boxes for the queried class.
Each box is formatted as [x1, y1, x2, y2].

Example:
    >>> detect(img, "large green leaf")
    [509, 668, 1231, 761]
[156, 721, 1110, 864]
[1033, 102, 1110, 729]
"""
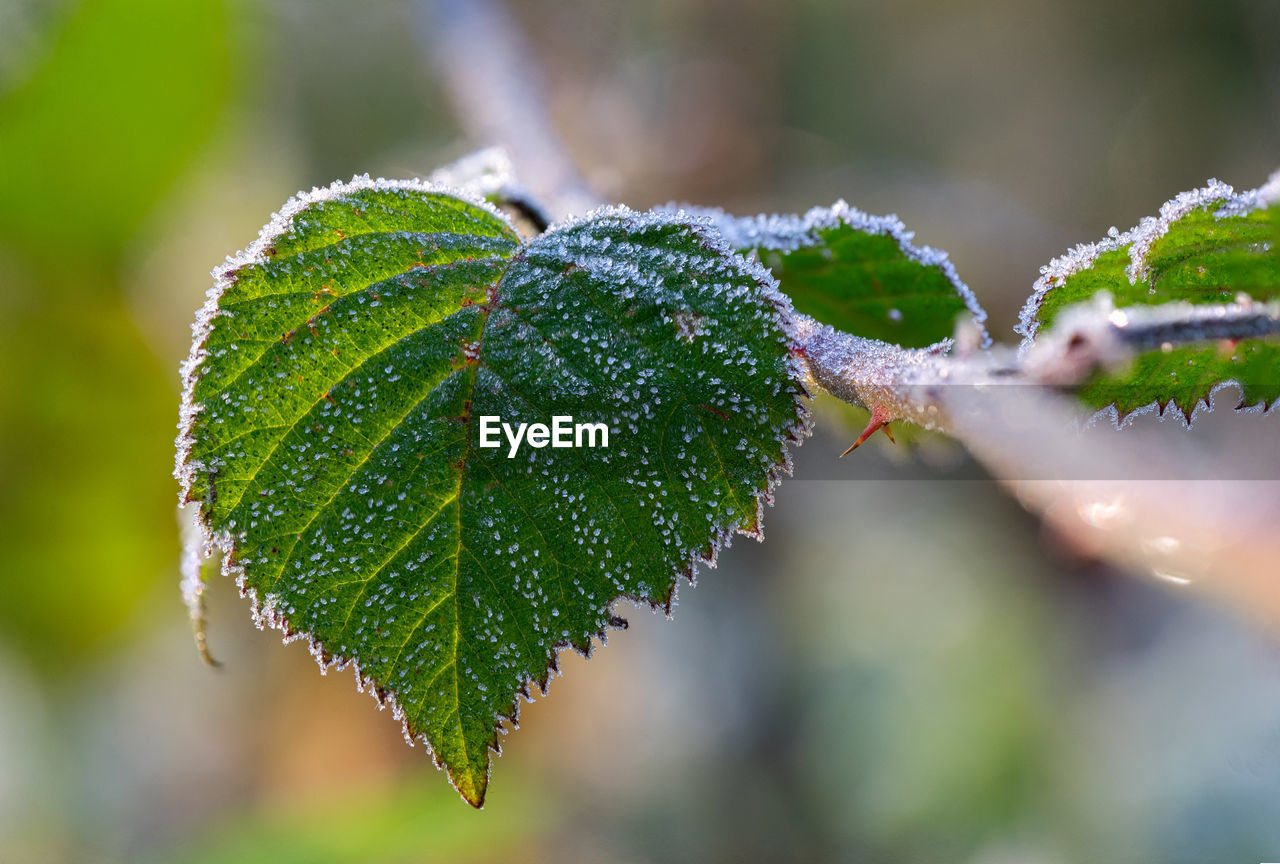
[178, 178, 808, 806]
[670, 202, 989, 348]
[1017, 175, 1280, 420]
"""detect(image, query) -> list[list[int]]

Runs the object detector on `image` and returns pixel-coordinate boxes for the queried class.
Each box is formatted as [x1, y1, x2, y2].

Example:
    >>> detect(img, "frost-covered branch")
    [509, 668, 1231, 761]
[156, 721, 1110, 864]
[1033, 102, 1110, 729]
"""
[426, 146, 553, 233]
[797, 296, 1280, 429]
[1022, 294, 1280, 383]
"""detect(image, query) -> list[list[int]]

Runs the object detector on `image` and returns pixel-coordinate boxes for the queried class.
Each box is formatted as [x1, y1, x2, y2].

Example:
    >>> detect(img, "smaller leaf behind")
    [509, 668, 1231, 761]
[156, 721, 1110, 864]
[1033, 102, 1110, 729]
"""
[1017, 173, 1280, 422]
[665, 201, 990, 349]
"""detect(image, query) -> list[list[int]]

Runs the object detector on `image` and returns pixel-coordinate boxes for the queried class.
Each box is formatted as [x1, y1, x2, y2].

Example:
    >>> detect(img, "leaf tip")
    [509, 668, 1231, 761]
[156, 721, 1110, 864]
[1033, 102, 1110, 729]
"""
[452, 767, 489, 809]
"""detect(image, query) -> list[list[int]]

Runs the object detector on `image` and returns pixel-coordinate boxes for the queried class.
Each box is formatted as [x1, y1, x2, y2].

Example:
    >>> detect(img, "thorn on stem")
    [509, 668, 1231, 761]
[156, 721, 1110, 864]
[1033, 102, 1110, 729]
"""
[840, 405, 897, 457]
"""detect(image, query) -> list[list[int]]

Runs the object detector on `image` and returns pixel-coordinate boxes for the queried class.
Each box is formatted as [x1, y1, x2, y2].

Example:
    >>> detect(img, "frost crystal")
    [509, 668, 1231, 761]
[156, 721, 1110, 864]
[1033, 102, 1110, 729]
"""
[427, 146, 516, 199]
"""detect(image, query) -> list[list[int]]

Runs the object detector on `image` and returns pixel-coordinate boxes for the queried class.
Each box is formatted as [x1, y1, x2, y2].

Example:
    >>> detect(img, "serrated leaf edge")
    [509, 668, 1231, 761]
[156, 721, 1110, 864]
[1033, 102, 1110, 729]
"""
[1083, 379, 1276, 430]
[661, 200, 992, 349]
[176, 188, 813, 806]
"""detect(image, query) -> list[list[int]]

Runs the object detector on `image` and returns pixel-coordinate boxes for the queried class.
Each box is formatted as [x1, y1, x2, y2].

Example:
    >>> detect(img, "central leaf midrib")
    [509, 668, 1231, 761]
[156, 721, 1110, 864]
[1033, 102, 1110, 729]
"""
[254, 244, 511, 788]
[413, 247, 524, 791]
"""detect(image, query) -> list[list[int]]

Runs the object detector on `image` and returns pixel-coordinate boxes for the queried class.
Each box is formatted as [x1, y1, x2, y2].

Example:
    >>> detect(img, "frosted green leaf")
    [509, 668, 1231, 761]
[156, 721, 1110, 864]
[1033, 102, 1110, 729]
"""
[177, 177, 808, 806]
[1017, 173, 1280, 421]
[667, 201, 990, 348]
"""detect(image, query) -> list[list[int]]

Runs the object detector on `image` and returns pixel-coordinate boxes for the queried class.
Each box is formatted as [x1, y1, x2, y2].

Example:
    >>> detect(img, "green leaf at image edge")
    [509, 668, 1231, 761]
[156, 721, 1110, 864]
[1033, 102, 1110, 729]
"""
[177, 178, 809, 806]
[1017, 175, 1280, 421]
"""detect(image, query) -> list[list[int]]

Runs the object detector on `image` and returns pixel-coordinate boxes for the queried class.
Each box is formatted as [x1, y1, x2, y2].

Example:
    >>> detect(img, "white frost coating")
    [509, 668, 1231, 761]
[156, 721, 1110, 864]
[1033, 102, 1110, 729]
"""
[1216, 168, 1280, 219]
[175, 194, 813, 802]
[660, 200, 992, 348]
[1124, 178, 1235, 284]
[179, 504, 210, 620]
[1084, 380, 1265, 431]
[429, 147, 555, 233]
[790, 313, 951, 432]
[1023, 293, 1280, 394]
[427, 146, 516, 199]
[1016, 174, 1277, 354]
[1014, 172, 1280, 426]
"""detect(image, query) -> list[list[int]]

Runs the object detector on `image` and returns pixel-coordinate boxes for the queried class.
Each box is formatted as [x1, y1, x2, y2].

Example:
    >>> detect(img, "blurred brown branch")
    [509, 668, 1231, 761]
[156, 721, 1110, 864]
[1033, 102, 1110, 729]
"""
[415, 0, 600, 218]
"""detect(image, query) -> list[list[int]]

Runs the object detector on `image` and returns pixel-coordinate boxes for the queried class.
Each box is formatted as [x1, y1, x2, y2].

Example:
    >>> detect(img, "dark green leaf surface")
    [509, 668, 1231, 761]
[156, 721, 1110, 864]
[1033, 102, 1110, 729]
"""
[670, 202, 989, 348]
[178, 179, 807, 805]
[1018, 178, 1280, 420]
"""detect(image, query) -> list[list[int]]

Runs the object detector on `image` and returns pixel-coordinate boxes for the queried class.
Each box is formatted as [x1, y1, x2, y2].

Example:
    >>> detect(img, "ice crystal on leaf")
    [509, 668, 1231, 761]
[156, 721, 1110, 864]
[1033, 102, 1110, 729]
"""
[176, 177, 808, 806]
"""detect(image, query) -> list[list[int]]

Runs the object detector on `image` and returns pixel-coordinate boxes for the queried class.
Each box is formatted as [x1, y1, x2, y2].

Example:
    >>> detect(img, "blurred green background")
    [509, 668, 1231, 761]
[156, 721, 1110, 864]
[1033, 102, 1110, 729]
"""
[1, 0, 1279, 861]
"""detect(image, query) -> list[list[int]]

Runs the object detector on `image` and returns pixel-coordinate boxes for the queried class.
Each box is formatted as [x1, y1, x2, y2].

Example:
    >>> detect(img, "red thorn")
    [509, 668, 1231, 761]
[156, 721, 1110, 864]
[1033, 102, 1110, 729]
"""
[840, 405, 897, 457]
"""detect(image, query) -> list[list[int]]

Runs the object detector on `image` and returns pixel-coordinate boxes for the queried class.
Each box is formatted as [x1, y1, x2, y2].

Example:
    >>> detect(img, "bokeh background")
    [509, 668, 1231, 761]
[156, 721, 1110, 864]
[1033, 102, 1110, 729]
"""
[1, 0, 1279, 861]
